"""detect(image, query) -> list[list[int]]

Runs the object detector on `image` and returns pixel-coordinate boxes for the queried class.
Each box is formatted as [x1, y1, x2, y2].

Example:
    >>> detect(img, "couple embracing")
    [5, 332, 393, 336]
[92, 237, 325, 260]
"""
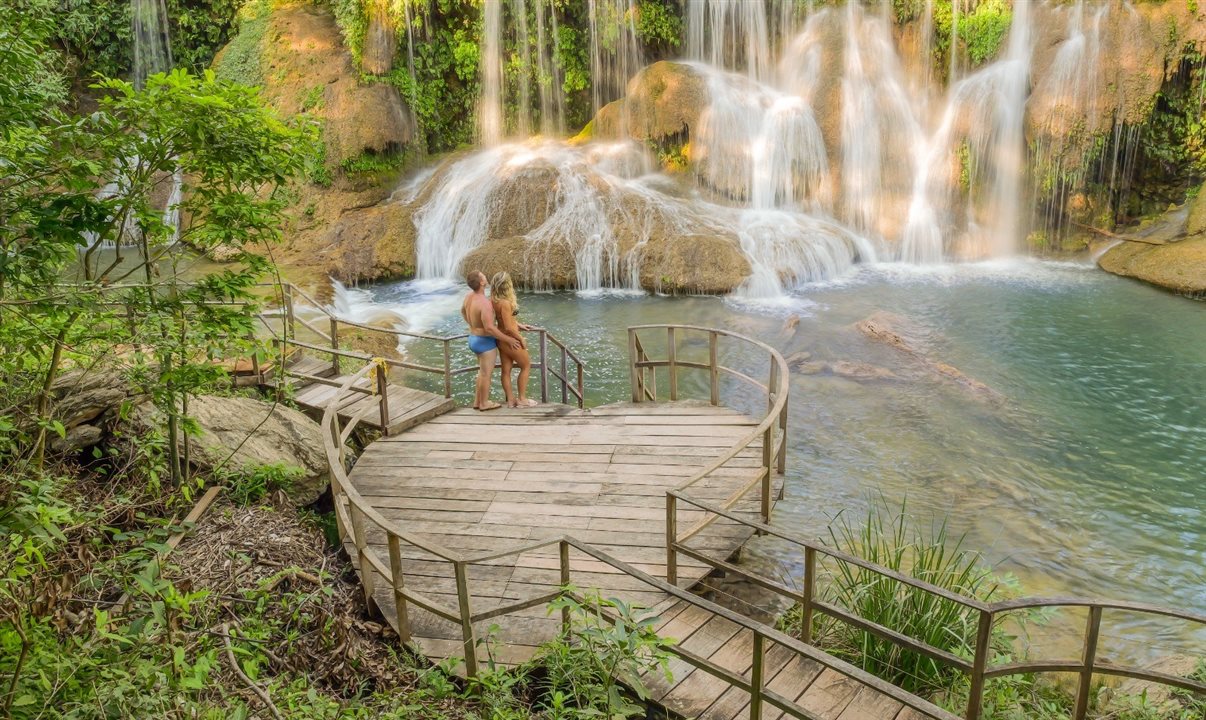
[460, 270, 538, 411]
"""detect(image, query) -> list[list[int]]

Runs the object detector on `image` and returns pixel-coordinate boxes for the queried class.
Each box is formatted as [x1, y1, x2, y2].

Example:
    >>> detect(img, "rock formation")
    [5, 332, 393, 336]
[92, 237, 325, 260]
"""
[1098, 192, 1206, 297]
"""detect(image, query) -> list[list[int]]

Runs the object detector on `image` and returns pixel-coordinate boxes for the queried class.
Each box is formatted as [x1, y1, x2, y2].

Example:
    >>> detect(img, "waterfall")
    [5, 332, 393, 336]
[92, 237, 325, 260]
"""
[479, 0, 505, 145]
[132, 0, 172, 89]
[1032, 0, 1108, 244]
[402, 0, 1134, 299]
[966, 0, 1031, 258]
[588, 0, 644, 117]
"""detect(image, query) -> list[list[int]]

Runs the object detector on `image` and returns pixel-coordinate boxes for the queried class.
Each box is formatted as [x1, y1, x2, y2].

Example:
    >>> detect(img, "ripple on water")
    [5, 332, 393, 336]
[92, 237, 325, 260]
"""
[361, 268, 1206, 659]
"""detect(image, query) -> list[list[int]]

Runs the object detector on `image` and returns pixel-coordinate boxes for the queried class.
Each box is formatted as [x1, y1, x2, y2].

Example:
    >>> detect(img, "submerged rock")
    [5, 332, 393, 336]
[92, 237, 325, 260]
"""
[855, 312, 1005, 403]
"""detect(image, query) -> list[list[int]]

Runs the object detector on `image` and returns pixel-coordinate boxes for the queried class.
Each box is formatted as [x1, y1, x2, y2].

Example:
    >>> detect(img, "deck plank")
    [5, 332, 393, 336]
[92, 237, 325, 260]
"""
[338, 398, 940, 720]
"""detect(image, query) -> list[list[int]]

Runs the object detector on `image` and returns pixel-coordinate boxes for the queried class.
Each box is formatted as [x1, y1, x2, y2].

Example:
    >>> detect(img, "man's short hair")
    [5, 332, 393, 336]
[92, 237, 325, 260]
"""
[466, 271, 484, 291]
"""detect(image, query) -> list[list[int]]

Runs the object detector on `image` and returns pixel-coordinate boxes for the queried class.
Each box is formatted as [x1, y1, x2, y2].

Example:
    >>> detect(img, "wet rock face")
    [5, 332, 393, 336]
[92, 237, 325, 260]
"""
[327, 202, 417, 284]
[1098, 194, 1206, 297]
[594, 61, 711, 141]
[258, 3, 413, 167]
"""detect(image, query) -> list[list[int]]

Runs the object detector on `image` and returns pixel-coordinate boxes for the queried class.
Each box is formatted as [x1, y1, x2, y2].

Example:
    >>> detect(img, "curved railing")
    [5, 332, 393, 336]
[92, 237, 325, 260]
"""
[320, 326, 1203, 720]
[624, 324, 790, 583]
[256, 282, 585, 408]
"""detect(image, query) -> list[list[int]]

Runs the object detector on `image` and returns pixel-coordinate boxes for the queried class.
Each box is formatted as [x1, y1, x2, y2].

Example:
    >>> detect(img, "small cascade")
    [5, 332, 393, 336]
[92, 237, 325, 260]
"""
[691, 64, 829, 212]
[587, 0, 644, 118]
[965, 0, 1031, 258]
[478, 0, 505, 145]
[132, 0, 172, 89]
[413, 141, 656, 292]
[686, 0, 773, 81]
[1031, 0, 1109, 244]
[533, 0, 565, 135]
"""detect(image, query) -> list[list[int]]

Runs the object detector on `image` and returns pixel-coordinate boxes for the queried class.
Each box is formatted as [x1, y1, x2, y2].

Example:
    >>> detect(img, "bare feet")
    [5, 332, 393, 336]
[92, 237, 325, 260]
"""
[475, 401, 502, 412]
[517, 398, 538, 407]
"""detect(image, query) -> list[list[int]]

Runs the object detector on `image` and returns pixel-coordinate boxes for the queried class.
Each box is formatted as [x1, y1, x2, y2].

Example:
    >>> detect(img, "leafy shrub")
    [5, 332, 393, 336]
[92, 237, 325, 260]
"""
[219, 463, 303, 505]
[632, 1, 682, 51]
[530, 591, 672, 718]
[959, 0, 1012, 67]
[780, 498, 1008, 696]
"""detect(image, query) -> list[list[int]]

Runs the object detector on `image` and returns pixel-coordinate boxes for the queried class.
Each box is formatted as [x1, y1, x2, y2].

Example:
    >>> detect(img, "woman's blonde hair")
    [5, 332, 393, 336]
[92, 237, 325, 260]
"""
[490, 271, 518, 309]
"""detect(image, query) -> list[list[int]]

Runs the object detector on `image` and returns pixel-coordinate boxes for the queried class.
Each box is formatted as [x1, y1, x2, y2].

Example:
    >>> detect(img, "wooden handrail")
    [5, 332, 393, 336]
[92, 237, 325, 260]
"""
[665, 490, 1206, 720]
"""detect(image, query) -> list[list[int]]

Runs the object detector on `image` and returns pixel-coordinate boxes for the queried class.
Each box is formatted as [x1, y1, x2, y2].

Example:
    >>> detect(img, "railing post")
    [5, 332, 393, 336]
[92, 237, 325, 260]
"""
[539, 330, 549, 404]
[966, 609, 994, 720]
[628, 329, 641, 403]
[376, 359, 390, 435]
[760, 431, 773, 527]
[709, 331, 719, 406]
[667, 327, 678, 401]
[665, 493, 678, 586]
[454, 561, 479, 678]
[800, 546, 815, 645]
[386, 533, 412, 642]
[559, 540, 571, 636]
[576, 362, 584, 409]
[348, 503, 376, 613]
[1073, 606, 1103, 720]
[442, 340, 452, 399]
[750, 632, 765, 720]
[283, 283, 295, 341]
[329, 317, 340, 375]
[560, 346, 568, 405]
[777, 395, 788, 476]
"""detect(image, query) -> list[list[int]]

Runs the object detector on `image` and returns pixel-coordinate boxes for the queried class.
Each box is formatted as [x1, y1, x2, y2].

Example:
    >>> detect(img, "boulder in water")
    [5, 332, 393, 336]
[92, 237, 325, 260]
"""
[635, 232, 751, 295]
[326, 201, 417, 284]
[1098, 236, 1206, 298]
[1098, 194, 1206, 297]
[591, 61, 710, 141]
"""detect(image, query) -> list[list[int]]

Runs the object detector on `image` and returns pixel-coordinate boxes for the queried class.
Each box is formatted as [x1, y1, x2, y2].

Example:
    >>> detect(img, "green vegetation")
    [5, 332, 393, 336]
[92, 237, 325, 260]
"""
[959, 0, 1012, 67]
[781, 499, 1012, 696]
[212, 0, 272, 87]
[331, 0, 369, 65]
[22, 0, 241, 84]
[779, 501, 1206, 719]
[632, 1, 683, 54]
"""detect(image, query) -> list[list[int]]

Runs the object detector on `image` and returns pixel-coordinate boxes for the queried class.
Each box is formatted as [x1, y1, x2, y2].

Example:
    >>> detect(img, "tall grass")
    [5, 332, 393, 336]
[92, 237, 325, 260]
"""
[781, 498, 1007, 696]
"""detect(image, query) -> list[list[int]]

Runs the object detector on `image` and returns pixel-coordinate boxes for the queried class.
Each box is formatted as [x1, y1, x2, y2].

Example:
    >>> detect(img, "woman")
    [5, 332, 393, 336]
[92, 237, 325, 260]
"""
[490, 271, 537, 407]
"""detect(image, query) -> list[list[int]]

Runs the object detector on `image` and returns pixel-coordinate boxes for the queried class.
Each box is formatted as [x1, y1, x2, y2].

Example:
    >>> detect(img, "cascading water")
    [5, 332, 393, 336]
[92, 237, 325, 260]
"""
[404, 0, 1119, 298]
[478, 0, 505, 145]
[132, 0, 172, 89]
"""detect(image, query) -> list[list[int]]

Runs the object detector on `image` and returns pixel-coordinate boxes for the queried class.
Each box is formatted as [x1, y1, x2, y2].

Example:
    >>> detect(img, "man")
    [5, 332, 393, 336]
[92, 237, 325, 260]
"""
[461, 270, 520, 411]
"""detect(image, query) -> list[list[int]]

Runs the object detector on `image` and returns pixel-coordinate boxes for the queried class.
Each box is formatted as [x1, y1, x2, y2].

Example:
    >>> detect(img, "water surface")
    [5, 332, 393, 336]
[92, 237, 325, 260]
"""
[357, 261, 1205, 658]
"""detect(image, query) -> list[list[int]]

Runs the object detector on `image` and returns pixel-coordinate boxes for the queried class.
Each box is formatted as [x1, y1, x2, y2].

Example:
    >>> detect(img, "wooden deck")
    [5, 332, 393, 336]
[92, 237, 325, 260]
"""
[288, 355, 455, 435]
[344, 401, 946, 720]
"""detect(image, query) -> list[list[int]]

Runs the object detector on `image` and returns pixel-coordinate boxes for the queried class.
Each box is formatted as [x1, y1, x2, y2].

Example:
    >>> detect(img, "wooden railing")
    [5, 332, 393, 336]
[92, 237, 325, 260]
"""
[258, 282, 586, 409]
[318, 357, 957, 720]
[626, 324, 789, 585]
[667, 490, 1206, 720]
[321, 325, 1203, 720]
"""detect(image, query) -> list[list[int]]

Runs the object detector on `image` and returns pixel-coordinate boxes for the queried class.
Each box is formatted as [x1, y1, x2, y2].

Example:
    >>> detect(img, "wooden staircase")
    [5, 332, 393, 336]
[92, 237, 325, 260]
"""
[284, 353, 456, 436]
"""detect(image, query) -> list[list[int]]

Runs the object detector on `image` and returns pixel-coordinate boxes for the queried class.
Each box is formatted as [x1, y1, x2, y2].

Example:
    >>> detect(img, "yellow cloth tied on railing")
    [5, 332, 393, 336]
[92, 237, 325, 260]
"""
[367, 357, 388, 395]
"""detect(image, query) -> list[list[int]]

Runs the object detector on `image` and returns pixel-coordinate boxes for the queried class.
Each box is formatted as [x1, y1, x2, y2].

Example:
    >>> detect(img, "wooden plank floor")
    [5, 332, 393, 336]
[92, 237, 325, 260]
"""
[345, 400, 947, 720]
[290, 362, 455, 435]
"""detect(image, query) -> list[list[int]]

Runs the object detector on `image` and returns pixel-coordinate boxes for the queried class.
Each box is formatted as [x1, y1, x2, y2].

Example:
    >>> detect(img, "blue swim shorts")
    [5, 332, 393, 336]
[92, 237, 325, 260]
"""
[468, 334, 498, 354]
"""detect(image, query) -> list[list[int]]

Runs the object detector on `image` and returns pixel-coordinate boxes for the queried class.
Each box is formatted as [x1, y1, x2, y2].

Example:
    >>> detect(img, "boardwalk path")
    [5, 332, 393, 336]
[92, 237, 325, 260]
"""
[342, 400, 950, 720]
[267, 302, 1202, 720]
